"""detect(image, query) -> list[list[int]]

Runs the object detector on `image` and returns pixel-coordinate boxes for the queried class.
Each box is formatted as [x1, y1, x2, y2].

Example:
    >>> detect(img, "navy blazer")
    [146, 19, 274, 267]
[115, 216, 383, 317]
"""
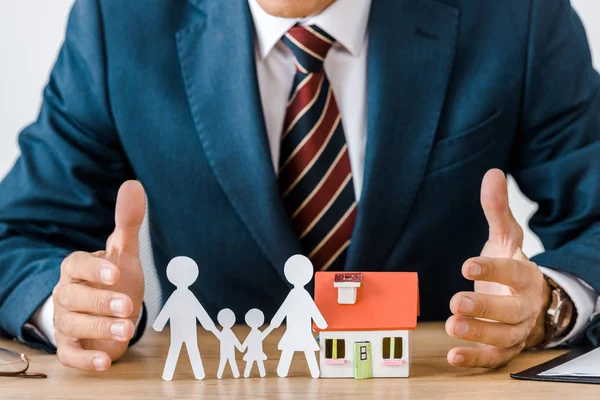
[1, 0, 600, 348]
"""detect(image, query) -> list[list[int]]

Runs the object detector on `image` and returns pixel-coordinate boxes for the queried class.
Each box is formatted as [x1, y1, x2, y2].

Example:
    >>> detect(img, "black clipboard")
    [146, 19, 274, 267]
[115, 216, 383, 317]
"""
[510, 344, 600, 385]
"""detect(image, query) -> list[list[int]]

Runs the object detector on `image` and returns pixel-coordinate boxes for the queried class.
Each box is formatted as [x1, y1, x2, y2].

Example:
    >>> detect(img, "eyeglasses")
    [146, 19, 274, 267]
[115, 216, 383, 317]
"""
[0, 348, 47, 379]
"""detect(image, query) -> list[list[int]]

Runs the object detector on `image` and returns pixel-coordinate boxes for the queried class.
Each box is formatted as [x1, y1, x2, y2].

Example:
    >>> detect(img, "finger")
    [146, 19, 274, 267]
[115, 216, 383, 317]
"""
[447, 346, 518, 369]
[61, 252, 120, 285]
[106, 180, 146, 257]
[450, 292, 529, 324]
[445, 315, 529, 348]
[55, 284, 133, 318]
[56, 339, 112, 372]
[462, 257, 533, 291]
[56, 312, 135, 341]
[480, 169, 523, 247]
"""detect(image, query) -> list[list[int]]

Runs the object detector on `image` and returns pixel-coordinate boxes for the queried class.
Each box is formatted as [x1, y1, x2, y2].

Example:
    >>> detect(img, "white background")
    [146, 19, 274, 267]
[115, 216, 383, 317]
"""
[0, 1, 599, 317]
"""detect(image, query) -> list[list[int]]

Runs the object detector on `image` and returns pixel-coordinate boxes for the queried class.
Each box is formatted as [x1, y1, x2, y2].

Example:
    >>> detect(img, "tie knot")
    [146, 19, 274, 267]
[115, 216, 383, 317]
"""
[282, 25, 336, 73]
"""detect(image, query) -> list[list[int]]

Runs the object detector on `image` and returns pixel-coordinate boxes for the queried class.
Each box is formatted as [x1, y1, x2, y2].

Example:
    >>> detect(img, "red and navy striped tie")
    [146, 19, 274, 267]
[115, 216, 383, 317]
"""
[278, 25, 358, 271]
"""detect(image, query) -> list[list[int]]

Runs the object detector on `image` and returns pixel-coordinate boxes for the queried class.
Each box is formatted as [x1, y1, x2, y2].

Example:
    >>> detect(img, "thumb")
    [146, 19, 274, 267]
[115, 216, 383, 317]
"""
[512, 247, 529, 262]
[107, 180, 146, 256]
[480, 169, 523, 248]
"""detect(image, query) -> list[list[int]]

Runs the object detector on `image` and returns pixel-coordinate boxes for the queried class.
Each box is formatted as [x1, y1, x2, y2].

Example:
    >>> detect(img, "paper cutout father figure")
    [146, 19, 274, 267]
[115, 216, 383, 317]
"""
[152, 256, 216, 380]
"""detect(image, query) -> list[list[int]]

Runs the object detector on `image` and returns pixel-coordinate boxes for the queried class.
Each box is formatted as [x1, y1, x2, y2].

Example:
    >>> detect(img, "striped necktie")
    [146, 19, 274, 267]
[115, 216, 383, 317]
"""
[278, 25, 358, 271]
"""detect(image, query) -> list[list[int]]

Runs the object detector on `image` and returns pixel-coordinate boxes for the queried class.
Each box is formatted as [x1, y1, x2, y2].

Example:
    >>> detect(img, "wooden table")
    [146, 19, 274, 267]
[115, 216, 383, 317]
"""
[1, 322, 597, 399]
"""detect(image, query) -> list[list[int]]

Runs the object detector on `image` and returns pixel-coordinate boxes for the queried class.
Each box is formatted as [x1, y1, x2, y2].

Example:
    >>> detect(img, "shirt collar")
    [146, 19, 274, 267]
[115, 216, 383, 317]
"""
[248, 0, 372, 59]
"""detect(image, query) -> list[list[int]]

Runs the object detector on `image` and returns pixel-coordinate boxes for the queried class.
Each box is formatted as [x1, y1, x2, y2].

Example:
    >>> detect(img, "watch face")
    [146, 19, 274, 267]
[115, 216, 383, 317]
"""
[556, 299, 574, 336]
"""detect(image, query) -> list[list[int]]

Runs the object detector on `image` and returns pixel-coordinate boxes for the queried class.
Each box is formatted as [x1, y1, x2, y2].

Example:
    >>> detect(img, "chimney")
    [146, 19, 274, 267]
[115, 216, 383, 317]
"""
[334, 273, 363, 305]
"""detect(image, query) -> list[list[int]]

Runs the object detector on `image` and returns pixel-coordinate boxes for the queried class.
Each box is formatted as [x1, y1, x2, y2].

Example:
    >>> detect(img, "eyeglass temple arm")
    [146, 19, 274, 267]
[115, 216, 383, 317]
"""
[0, 360, 26, 367]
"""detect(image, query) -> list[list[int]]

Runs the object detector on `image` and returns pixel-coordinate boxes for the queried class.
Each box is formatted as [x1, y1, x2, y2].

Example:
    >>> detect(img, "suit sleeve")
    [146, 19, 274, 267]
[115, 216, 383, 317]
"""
[0, 0, 134, 346]
[510, 0, 600, 338]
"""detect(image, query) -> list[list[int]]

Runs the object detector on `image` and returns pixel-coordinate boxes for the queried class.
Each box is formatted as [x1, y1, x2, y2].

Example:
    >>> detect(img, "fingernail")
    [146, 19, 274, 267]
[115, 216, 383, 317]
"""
[93, 357, 107, 371]
[470, 263, 482, 277]
[454, 320, 469, 336]
[109, 299, 124, 315]
[459, 296, 474, 313]
[100, 268, 113, 284]
[454, 354, 465, 364]
[110, 322, 125, 338]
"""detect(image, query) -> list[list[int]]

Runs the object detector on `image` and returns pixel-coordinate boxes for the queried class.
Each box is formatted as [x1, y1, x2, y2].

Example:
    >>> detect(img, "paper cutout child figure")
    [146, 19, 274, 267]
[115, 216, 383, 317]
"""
[153, 256, 217, 381]
[242, 308, 269, 378]
[214, 308, 244, 379]
[264, 255, 328, 379]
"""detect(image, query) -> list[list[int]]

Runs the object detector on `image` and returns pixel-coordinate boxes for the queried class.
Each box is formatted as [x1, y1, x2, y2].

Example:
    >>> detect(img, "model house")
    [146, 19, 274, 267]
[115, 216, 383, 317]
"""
[314, 272, 419, 379]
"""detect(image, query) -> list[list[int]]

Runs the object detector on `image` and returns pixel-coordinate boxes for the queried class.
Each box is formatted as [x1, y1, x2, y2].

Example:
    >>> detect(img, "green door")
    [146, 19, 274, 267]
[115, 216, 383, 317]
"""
[354, 342, 373, 380]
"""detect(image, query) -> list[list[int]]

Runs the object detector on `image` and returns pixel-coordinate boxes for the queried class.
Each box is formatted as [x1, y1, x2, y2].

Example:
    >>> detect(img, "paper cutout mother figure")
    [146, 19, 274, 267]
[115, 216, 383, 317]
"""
[153, 256, 217, 381]
[265, 255, 328, 379]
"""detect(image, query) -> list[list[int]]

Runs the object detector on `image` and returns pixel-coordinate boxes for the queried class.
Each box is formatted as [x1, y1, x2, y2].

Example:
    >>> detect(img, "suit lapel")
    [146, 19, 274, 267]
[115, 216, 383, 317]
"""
[346, 0, 459, 271]
[177, 1, 301, 282]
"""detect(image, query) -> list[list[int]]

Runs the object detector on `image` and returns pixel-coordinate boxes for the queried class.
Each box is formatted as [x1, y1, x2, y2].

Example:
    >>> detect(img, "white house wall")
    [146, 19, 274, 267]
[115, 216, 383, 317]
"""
[319, 330, 411, 378]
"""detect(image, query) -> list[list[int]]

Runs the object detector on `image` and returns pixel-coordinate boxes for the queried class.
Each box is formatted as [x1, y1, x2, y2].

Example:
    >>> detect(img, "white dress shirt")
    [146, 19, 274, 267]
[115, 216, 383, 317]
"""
[32, 0, 599, 349]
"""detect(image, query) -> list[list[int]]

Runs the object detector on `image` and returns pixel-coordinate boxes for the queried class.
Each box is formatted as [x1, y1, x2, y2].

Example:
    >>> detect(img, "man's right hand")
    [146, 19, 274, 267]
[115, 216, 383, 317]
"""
[52, 181, 146, 371]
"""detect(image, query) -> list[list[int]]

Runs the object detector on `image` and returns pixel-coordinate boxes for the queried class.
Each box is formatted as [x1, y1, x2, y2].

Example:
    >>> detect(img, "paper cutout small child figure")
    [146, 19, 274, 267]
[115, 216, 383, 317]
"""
[214, 308, 244, 379]
[241, 309, 269, 378]
[264, 254, 328, 379]
[153, 256, 217, 381]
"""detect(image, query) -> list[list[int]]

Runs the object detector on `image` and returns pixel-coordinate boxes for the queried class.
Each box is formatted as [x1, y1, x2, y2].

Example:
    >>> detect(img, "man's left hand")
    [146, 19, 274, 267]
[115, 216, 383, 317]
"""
[446, 169, 551, 368]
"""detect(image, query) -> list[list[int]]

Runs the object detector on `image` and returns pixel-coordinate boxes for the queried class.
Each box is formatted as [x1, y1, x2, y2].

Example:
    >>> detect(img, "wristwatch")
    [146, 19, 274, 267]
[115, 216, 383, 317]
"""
[539, 276, 577, 346]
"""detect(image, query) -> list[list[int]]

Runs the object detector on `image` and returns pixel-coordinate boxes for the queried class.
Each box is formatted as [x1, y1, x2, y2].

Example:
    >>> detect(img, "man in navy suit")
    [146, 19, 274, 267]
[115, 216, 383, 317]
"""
[1, 0, 599, 373]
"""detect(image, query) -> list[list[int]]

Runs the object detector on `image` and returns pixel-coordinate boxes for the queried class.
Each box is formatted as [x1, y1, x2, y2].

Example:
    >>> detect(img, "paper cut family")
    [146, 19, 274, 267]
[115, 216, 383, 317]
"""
[153, 254, 419, 381]
[153, 254, 327, 381]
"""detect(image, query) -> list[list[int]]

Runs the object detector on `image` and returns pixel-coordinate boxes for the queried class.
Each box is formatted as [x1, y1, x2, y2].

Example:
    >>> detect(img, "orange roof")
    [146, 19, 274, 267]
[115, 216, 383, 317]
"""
[314, 272, 419, 332]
